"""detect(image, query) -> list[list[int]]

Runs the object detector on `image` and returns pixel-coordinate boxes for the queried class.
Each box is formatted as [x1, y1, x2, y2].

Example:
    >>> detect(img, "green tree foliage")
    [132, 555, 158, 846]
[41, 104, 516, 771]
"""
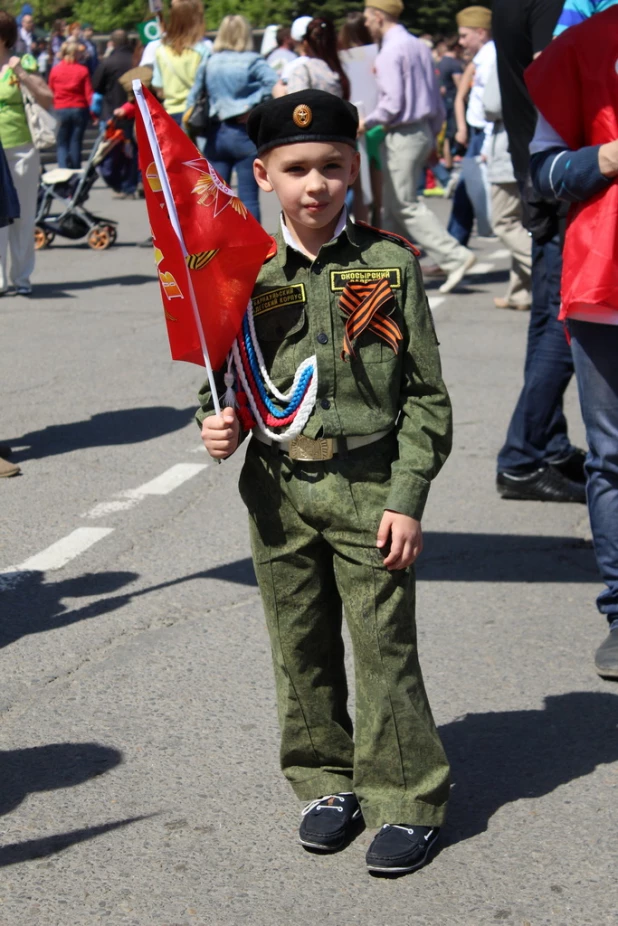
[16, 0, 489, 36]
[11, 0, 73, 28]
[403, 1, 492, 35]
[204, 0, 293, 29]
[13, 0, 147, 29]
[204, 0, 364, 29]
[71, 0, 147, 32]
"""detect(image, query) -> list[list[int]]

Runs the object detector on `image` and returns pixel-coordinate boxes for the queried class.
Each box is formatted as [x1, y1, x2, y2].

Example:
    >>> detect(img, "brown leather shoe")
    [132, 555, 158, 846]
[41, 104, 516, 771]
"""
[0, 456, 20, 477]
[494, 297, 531, 311]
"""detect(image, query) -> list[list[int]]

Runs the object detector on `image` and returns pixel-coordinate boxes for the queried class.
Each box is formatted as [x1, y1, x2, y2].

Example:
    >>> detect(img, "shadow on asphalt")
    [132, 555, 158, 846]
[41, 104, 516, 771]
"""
[0, 816, 150, 867]
[0, 563, 255, 647]
[0, 571, 140, 647]
[418, 532, 598, 582]
[441, 691, 618, 847]
[0, 742, 123, 817]
[0, 742, 152, 866]
[30, 273, 156, 298]
[0, 532, 597, 650]
[8, 405, 196, 462]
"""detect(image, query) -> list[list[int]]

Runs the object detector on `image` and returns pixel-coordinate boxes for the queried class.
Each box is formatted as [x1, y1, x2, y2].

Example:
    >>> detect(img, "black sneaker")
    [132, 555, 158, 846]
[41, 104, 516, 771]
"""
[299, 792, 362, 851]
[594, 629, 618, 679]
[366, 824, 439, 875]
[548, 447, 587, 484]
[497, 466, 586, 503]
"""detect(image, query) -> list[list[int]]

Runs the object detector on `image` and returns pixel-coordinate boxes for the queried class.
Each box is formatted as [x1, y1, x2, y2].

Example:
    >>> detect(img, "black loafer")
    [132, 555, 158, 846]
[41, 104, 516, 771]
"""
[594, 629, 618, 679]
[548, 447, 587, 484]
[497, 466, 586, 503]
[299, 792, 362, 851]
[366, 824, 439, 874]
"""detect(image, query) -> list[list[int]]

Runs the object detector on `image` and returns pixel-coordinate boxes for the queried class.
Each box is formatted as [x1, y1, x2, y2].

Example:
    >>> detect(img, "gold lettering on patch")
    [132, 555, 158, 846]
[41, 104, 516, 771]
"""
[330, 268, 402, 291]
[252, 283, 307, 316]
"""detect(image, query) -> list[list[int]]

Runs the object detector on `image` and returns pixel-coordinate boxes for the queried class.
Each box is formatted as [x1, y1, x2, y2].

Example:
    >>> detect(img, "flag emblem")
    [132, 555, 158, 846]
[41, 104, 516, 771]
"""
[184, 158, 248, 218]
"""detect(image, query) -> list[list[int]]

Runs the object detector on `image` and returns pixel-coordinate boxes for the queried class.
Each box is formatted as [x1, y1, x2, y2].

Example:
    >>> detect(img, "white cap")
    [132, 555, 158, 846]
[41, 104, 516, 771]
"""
[290, 16, 312, 42]
[260, 24, 280, 57]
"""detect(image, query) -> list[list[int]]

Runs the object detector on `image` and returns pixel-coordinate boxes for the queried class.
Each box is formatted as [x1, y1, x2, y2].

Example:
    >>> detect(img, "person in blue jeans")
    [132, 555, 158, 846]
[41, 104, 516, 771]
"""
[48, 42, 92, 169]
[496, 226, 585, 502]
[186, 15, 277, 222]
[447, 8, 495, 244]
[55, 107, 90, 169]
[447, 126, 487, 243]
[203, 120, 260, 219]
[529, 5, 618, 677]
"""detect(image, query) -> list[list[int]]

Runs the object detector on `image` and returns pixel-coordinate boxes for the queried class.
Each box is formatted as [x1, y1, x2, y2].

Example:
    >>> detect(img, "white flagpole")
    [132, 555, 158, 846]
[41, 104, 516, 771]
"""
[133, 80, 221, 416]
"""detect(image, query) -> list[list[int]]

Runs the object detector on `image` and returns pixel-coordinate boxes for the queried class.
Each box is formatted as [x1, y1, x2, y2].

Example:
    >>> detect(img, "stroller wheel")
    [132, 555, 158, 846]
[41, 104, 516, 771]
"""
[34, 226, 52, 250]
[107, 225, 118, 244]
[87, 225, 114, 250]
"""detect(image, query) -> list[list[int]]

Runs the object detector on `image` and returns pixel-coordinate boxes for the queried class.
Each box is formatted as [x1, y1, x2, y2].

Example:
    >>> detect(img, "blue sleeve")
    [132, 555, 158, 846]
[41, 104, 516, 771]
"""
[553, 0, 595, 36]
[249, 55, 278, 92]
[531, 144, 612, 202]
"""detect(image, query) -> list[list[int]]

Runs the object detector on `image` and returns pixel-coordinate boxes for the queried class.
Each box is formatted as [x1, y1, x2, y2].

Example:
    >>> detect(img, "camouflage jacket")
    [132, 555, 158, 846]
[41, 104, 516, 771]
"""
[197, 218, 452, 520]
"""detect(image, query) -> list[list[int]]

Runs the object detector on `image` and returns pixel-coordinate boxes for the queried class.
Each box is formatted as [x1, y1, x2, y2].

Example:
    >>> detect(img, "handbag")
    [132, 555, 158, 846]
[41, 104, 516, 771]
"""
[186, 90, 211, 138]
[20, 84, 56, 151]
[186, 57, 211, 139]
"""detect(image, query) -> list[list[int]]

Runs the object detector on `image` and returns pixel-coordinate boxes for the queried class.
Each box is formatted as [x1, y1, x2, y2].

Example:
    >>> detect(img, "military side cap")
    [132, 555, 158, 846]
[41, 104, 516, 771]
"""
[365, 0, 404, 18]
[247, 90, 359, 156]
[456, 6, 492, 29]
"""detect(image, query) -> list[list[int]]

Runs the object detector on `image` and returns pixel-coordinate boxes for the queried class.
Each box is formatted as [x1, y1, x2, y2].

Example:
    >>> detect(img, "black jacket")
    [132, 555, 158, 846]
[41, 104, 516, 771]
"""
[92, 46, 134, 121]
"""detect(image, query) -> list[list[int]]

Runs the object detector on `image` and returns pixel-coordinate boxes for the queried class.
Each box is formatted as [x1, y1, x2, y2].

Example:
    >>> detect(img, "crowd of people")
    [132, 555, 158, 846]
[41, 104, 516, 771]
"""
[0, 3, 616, 682]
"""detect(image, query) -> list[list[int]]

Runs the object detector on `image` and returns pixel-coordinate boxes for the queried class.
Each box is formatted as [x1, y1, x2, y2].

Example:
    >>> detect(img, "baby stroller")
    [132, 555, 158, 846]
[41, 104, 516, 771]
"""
[34, 120, 126, 251]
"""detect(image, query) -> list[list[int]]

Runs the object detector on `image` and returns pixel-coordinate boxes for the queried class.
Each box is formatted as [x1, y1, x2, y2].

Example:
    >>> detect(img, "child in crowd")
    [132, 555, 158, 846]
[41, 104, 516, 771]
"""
[198, 90, 452, 875]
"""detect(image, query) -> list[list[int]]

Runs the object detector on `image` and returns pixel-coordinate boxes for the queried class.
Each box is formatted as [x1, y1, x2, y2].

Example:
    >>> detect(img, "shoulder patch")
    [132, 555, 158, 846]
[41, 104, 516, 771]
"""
[264, 236, 278, 263]
[356, 221, 421, 258]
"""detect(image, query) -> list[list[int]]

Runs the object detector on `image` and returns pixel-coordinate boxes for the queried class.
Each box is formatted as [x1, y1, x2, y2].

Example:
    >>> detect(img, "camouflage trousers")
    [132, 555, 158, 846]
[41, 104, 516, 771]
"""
[239, 436, 450, 828]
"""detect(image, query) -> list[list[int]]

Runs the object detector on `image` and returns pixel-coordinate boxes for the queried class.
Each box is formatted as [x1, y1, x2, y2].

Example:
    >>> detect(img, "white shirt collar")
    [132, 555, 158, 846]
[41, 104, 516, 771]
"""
[280, 207, 348, 254]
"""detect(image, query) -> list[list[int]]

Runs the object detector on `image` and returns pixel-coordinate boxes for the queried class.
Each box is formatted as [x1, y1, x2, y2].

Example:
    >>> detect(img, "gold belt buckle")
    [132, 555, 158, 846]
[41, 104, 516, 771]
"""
[288, 435, 334, 461]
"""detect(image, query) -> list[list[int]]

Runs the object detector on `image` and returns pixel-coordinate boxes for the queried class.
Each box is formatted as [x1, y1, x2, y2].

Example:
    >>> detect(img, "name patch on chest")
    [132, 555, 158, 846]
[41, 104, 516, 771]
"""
[330, 268, 402, 291]
[252, 283, 307, 316]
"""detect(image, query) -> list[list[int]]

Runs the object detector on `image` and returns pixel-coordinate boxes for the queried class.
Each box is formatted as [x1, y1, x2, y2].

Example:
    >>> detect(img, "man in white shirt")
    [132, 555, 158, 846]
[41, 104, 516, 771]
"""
[279, 15, 312, 84]
[266, 26, 297, 76]
[448, 6, 495, 245]
[18, 12, 35, 54]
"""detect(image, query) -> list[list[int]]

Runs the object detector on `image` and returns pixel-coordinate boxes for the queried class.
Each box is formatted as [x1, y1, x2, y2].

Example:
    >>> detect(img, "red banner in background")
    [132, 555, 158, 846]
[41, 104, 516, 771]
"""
[134, 85, 273, 369]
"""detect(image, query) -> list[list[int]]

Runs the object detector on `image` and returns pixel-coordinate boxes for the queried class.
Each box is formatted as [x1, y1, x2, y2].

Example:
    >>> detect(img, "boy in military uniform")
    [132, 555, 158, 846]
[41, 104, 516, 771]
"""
[198, 90, 452, 875]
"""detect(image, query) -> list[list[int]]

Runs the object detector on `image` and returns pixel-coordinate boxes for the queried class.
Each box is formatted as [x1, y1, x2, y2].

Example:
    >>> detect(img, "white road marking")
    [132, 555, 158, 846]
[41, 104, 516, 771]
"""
[122, 463, 208, 498]
[428, 296, 445, 311]
[188, 445, 207, 453]
[84, 498, 141, 519]
[83, 462, 208, 518]
[488, 248, 510, 260]
[2, 464, 208, 580]
[1, 527, 114, 577]
[468, 262, 495, 275]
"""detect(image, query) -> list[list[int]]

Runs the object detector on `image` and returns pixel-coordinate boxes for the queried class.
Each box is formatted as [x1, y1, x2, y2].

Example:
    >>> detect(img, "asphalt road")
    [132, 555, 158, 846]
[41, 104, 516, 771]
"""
[1, 183, 616, 926]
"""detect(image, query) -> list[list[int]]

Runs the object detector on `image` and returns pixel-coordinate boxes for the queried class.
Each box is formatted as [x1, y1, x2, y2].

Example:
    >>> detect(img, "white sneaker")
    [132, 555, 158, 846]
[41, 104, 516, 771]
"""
[444, 174, 460, 198]
[439, 252, 476, 294]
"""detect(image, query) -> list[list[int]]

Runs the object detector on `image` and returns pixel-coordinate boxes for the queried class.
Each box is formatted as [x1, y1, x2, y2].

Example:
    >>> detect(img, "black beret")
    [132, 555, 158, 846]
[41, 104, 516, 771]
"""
[248, 90, 359, 156]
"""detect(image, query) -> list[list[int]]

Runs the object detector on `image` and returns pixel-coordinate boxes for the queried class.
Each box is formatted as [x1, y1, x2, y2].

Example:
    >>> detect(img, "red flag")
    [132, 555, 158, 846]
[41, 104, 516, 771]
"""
[525, 7, 618, 321]
[133, 84, 273, 369]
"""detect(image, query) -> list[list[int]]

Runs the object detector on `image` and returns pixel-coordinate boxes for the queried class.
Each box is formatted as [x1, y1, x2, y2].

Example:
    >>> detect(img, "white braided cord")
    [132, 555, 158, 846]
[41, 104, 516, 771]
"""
[230, 338, 318, 442]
